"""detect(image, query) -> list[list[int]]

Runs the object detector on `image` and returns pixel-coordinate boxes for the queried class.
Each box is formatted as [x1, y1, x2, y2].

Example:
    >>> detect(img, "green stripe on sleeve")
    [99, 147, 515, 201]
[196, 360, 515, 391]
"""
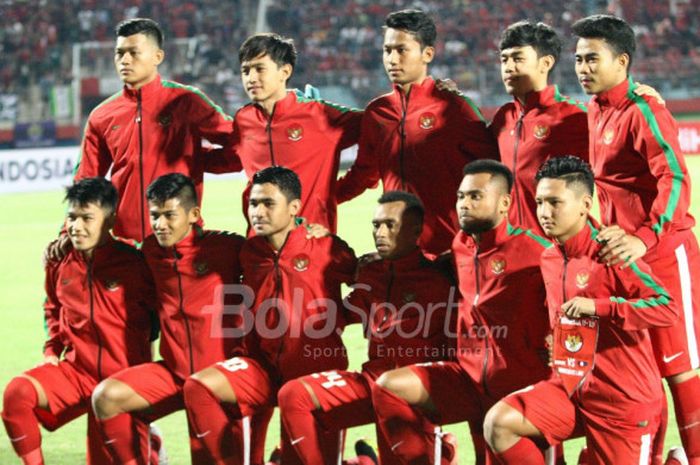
[162, 80, 232, 120]
[455, 92, 486, 122]
[554, 86, 588, 113]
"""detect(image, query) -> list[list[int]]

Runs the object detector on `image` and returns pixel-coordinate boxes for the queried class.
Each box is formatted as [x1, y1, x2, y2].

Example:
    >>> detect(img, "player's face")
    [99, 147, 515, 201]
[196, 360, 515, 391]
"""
[575, 37, 628, 95]
[149, 198, 200, 248]
[456, 173, 510, 234]
[241, 54, 291, 107]
[372, 201, 420, 260]
[66, 202, 113, 255]
[114, 33, 164, 90]
[536, 178, 591, 243]
[383, 28, 434, 87]
[500, 45, 550, 97]
[248, 183, 300, 237]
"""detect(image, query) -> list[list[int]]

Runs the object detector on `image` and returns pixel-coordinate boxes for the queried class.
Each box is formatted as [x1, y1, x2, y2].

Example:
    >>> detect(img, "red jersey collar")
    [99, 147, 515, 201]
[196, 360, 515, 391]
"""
[251, 224, 305, 256]
[513, 84, 557, 112]
[70, 236, 118, 265]
[591, 77, 633, 109]
[253, 90, 297, 117]
[170, 225, 206, 258]
[560, 217, 601, 259]
[394, 76, 435, 98]
[379, 247, 426, 271]
[122, 74, 162, 102]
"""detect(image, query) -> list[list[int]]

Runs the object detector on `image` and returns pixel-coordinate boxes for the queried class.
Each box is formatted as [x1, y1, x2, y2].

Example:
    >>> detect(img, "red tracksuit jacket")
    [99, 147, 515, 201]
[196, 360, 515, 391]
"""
[490, 85, 589, 230]
[43, 238, 155, 379]
[337, 77, 499, 256]
[452, 220, 553, 399]
[142, 226, 245, 380]
[240, 226, 357, 383]
[75, 75, 236, 242]
[588, 77, 696, 262]
[226, 90, 362, 232]
[343, 248, 457, 378]
[541, 219, 678, 420]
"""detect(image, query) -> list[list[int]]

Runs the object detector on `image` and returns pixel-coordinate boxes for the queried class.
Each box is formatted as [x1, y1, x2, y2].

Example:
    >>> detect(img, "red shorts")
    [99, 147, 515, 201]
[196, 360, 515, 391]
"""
[111, 361, 185, 421]
[503, 379, 661, 465]
[647, 233, 700, 376]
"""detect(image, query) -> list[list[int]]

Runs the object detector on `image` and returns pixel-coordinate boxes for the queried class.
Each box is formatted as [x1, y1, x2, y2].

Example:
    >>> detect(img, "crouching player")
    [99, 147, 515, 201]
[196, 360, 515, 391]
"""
[91, 174, 270, 464]
[277, 191, 457, 464]
[2, 178, 156, 464]
[484, 156, 677, 464]
[182, 166, 358, 464]
[370, 160, 555, 465]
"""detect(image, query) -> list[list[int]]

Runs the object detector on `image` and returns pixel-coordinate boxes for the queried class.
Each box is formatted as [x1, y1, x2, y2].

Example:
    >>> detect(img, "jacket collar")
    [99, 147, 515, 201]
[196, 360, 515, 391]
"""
[393, 76, 435, 99]
[560, 217, 601, 259]
[253, 90, 297, 117]
[170, 225, 205, 258]
[70, 235, 117, 266]
[591, 77, 632, 109]
[122, 74, 162, 102]
[252, 224, 306, 257]
[513, 84, 556, 113]
[379, 247, 425, 271]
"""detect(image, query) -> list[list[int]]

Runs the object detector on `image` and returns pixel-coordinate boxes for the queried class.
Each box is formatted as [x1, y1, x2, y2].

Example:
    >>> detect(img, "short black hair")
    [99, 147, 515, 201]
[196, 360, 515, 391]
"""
[462, 159, 514, 193]
[500, 21, 562, 69]
[239, 33, 297, 70]
[384, 9, 436, 48]
[535, 156, 595, 195]
[65, 177, 118, 215]
[572, 15, 635, 69]
[378, 190, 425, 225]
[116, 18, 164, 48]
[252, 166, 301, 202]
[146, 173, 198, 210]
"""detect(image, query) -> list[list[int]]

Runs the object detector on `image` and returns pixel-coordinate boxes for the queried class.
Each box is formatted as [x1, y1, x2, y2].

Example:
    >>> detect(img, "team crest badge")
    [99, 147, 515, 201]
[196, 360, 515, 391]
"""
[104, 279, 120, 291]
[293, 254, 310, 272]
[418, 112, 436, 130]
[603, 128, 615, 145]
[287, 124, 303, 141]
[158, 114, 172, 127]
[194, 261, 209, 276]
[533, 124, 550, 140]
[564, 332, 583, 353]
[61, 278, 71, 286]
[576, 271, 590, 289]
[402, 292, 416, 304]
[490, 257, 506, 275]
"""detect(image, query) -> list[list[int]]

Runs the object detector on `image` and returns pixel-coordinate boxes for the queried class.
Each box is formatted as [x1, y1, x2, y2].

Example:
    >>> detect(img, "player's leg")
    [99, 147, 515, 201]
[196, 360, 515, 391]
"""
[183, 356, 275, 465]
[649, 236, 700, 465]
[278, 370, 376, 465]
[371, 361, 479, 465]
[484, 381, 578, 465]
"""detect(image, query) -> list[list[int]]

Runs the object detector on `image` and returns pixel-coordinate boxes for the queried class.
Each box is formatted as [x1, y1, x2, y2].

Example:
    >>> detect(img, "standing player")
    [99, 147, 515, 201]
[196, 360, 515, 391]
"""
[337, 9, 498, 257]
[370, 160, 554, 465]
[484, 156, 678, 465]
[2, 178, 156, 465]
[182, 167, 357, 464]
[277, 190, 456, 465]
[90, 174, 269, 465]
[573, 15, 700, 464]
[210, 33, 362, 232]
[71, 17, 236, 243]
[491, 21, 588, 230]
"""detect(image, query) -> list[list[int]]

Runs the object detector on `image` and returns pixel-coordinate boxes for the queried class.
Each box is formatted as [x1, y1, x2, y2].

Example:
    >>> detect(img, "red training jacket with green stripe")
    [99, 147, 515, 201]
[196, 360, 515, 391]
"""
[541, 218, 678, 421]
[75, 75, 236, 243]
[588, 78, 695, 262]
[490, 85, 589, 231]
[337, 77, 499, 257]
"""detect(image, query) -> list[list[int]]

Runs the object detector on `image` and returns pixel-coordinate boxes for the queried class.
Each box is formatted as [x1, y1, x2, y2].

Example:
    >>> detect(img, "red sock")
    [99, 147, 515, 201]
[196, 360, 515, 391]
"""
[669, 376, 700, 464]
[495, 437, 545, 465]
[278, 380, 332, 465]
[183, 378, 240, 464]
[97, 413, 144, 465]
[2, 377, 43, 461]
[370, 383, 450, 465]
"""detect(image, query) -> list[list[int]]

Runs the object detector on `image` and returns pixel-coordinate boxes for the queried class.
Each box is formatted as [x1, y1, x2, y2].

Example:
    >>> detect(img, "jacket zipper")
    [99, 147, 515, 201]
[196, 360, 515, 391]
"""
[380, 262, 395, 330]
[172, 251, 195, 374]
[512, 111, 525, 224]
[561, 246, 569, 302]
[273, 233, 291, 367]
[473, 244, 491, 396]
[136, 91, 146, 241]
[87, 260, 103, 379]
[399, 90, 410, 190]
[266, 108, 276, 166]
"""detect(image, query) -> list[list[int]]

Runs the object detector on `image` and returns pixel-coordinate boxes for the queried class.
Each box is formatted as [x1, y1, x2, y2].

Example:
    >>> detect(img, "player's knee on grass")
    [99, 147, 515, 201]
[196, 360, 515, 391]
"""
[483, 401, 527, 453]
[3, 376, 40, 417]
[92, 379, 139, 420]
[376, 366, 431, 409]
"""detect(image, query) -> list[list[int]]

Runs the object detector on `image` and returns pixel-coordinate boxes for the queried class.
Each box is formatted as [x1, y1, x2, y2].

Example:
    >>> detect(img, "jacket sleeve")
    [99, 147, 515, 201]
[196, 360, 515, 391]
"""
[453, 91, 499, 160]
[322, 101, 363, 149]
[330, 236, 358, 285]
[335, 109, 382, 203]
[203, 119, 243, 174]
[74, 117, 111, 179]
[43, 263, 65, 358]
[188, 88, 234, 146]
[343, 279, 371, 326]
[629, 93, 691, 250]
[594, 260, 679, 330]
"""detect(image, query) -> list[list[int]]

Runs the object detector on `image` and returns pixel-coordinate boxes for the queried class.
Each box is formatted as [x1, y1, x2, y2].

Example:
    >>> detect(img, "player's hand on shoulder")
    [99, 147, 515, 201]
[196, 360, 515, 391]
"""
[435, 78, 459, 93]
[43, 234, 72, 266]
[597, 224, 647, 269]
[305, 223, 331, 239]
[561, 297, 596, 318]
[633, 82, 665, 106]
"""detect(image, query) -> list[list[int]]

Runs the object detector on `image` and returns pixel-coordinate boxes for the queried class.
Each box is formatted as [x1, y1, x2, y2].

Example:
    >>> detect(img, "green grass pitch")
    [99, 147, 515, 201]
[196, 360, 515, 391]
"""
[1, 159, 699, 464]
